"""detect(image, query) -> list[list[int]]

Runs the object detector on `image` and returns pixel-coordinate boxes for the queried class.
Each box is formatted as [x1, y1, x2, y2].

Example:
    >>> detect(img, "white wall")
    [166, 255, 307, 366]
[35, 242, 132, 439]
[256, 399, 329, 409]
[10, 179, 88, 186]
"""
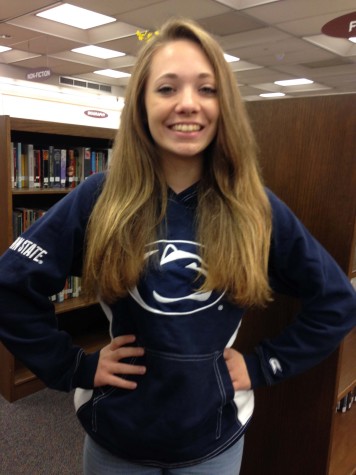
[0, 76, 124, 130]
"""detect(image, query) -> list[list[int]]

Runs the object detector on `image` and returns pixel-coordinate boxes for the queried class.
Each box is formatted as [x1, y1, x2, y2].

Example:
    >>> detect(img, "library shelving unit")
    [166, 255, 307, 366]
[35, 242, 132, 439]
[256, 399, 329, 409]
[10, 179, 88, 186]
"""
[0, 115, 116, 402]
[234, 95, 356, 475]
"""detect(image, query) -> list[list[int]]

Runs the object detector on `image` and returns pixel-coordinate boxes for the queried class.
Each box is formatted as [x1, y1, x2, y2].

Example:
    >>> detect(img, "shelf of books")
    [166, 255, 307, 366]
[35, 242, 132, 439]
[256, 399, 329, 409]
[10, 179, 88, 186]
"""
[329, 221, 356, 475]
[0, 115, 115, 401]
[329, 328, 356, 475]
[337, 329, 356, 402]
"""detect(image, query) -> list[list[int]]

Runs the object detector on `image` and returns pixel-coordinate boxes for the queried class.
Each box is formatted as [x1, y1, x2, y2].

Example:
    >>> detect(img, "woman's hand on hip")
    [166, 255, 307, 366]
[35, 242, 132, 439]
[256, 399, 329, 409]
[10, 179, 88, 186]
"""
[94, 335, 146, 389]
[224, 347, 252, 391]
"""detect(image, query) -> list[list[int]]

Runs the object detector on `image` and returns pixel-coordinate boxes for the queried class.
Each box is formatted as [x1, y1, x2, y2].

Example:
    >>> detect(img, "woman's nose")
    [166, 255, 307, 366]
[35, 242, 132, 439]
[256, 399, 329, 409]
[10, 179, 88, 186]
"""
[176, 88, 200, 114]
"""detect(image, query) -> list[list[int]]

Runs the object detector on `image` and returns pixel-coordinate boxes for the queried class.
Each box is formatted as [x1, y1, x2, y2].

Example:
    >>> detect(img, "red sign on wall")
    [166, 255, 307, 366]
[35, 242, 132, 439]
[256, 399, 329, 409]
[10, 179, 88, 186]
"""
[321, 12, 356, 38]
[26, 68, 52, 81]
[84, 110, 108, 119]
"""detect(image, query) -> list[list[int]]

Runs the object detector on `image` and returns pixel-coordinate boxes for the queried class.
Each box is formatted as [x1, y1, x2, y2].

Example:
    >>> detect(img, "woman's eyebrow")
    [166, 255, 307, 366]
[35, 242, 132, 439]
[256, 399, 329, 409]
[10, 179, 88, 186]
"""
[155, 72, 215, 81]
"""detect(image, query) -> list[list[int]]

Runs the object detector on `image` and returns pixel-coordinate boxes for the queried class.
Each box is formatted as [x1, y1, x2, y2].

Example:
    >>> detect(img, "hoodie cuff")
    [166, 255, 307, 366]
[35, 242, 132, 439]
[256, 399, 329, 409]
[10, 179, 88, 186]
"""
[243, 351, 270, 388]
[71, 350, 100, 389]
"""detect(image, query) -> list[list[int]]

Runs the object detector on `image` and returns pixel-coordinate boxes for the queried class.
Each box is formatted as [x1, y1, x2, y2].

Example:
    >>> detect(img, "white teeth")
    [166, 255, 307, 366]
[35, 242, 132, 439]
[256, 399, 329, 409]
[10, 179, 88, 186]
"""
[171, 124, 201, 132]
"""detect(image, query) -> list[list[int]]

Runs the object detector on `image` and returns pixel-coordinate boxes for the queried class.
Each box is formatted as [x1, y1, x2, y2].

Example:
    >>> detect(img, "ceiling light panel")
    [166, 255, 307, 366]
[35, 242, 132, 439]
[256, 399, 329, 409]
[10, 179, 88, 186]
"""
[94, 69, 131, 78]
[275, 78, 314, 86]
[216, 0, 280, 9]
[71, 46, 125, 59]
[224, 53, 240, 62]
[260, 92, 286, 97]
[36, 3, 116, 30]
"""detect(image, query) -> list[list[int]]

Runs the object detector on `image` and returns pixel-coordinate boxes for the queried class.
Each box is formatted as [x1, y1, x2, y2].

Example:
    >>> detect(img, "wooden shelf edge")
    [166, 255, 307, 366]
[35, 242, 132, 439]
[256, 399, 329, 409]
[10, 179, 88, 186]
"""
[14, 367, 38, 386]
[9, 116, 116, 140]
[54, 296, 97, 314]
[12, 187, 71, 195]
[329, 408, 356, 475]
[12, 378, 45, 402]
[337, 329, 356, 400]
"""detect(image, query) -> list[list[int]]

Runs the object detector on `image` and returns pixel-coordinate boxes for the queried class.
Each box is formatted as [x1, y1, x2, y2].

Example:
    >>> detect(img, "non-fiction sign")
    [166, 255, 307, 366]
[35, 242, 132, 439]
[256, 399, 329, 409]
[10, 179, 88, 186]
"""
[321, 12, 356, 38]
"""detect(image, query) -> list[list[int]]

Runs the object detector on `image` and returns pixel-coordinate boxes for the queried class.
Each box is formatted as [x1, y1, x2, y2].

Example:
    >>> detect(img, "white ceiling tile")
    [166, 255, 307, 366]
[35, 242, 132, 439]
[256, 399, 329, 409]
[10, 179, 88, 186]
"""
[116, 0, 231, 30]
[0, 50, 41, 64]
[87, 22, 140, 44]
[276, 9, 356, 36]
[304, 35, 356, 57]
[199, 11, 264, 36]
[0, 1, 55, 21]
[220, 26, 290, 50]
[235, 67, 284, 83]
[245, 0, 356, 24]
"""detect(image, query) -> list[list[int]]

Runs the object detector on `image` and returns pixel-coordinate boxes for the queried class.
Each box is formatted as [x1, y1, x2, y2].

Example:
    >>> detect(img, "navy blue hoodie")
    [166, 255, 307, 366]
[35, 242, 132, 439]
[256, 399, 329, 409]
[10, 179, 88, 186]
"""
[0, 172, 355, 468]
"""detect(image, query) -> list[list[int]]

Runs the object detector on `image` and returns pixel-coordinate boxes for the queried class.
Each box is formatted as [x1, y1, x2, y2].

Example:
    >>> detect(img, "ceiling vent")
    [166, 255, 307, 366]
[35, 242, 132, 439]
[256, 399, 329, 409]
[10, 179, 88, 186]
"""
[59, 76, 112, 93]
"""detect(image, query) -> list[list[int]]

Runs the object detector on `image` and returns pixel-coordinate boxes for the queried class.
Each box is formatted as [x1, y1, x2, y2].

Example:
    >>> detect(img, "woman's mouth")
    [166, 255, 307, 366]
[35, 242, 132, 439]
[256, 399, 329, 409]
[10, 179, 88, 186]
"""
[170, 123, 202, 132]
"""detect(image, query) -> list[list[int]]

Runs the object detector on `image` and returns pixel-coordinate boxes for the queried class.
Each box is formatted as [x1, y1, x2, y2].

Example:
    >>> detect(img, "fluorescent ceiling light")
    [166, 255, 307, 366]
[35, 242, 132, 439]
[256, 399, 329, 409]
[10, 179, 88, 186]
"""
[94, 69, 131, 78]
[260, 92, 285, 98]
[275, 78, 313, 86]
[71, 46, 125, 59]
[0, 46, 12, 53]
[37, 3, 116, 29]
[217, 0, 280, 9]
[349, 37, 356, 44]
[224, 53, 240, 63]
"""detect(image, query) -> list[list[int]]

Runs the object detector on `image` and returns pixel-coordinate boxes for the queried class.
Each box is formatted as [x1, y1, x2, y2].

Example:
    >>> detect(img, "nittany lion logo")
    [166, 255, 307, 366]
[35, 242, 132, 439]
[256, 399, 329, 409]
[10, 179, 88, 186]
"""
[129, 240, 225, 315]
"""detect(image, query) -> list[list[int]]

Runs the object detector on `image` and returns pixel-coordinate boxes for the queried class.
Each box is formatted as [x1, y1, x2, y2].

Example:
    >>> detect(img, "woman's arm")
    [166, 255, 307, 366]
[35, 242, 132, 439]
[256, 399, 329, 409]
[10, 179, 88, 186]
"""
[0, 174, 106, 391]
[242, 190, 356, 388]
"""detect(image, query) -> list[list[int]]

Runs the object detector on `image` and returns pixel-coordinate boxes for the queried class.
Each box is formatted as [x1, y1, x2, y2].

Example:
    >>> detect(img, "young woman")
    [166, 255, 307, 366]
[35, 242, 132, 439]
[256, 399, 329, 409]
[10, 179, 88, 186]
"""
[0, 18, 355, 475]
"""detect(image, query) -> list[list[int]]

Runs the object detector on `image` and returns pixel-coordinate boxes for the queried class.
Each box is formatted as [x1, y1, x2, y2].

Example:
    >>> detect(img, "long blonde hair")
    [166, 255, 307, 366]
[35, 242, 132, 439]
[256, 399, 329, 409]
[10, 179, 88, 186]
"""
[82, 17, 272, 307]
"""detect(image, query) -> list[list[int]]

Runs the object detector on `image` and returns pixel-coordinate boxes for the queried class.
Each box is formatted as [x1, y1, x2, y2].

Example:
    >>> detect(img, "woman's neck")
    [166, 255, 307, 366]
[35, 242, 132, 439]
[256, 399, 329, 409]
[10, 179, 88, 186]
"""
[160, 153, 203, 194]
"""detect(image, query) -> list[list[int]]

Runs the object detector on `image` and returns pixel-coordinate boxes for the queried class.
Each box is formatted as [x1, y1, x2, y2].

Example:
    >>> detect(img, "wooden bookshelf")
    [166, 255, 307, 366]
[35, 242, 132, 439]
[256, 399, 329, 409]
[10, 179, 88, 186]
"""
[54, 296, 97, 314]
[236, 95, 356, 475]
[329, 328, 356, 475]
[329, 408, 356, 475]
[0, 115, 115, 402]
[337, 329, 356, 400]
[13, 187, 69, 195]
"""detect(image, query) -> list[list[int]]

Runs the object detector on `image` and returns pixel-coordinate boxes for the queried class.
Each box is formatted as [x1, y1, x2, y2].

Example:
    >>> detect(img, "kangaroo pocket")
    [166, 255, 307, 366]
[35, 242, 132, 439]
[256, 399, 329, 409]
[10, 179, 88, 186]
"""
[79, 349, 237, 454]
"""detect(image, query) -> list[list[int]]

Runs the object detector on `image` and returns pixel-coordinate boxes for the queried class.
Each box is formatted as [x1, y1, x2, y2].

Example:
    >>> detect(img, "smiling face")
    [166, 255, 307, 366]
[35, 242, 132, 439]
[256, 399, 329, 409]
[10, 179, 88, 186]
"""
[144, 39, 220, 174]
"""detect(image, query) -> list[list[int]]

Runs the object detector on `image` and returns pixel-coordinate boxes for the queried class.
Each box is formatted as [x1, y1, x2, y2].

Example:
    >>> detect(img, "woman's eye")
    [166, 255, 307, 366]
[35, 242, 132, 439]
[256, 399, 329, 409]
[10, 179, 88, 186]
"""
[200, 86, 217, 95]
[157, 86, 175, 95]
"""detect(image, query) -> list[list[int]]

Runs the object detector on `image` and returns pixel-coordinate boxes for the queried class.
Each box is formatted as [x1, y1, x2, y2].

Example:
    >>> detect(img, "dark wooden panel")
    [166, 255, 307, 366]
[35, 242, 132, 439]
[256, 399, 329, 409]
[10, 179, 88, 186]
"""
[0, 116, 13, 252]
[236, 95, 356, 475]
[247, 95, 356, 270]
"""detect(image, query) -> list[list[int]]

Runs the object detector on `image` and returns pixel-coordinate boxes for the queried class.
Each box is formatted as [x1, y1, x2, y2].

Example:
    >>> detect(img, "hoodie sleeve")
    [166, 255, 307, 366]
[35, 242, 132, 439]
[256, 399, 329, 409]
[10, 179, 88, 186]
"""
[244, 190, 356, 388]
[0, 172, 106, 392]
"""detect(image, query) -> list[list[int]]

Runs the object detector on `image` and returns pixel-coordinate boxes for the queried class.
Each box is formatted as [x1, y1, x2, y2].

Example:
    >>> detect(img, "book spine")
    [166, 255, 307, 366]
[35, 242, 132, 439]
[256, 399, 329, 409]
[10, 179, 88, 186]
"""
[53, 148, 61, 188]
[336, 387, 355, 413]
[16, 142, 22, 189]
[10, 142, 15, 188]
[60, 149, 67, 187]
[27, 144, 35, 188]
[48, 145, 55, 188]
[91, 151, 96, 175]
[83, 147, 92, 179]
[34, 149, 41, 188]
[42, 149, 49, 188]
[66, 149, 75, 188]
